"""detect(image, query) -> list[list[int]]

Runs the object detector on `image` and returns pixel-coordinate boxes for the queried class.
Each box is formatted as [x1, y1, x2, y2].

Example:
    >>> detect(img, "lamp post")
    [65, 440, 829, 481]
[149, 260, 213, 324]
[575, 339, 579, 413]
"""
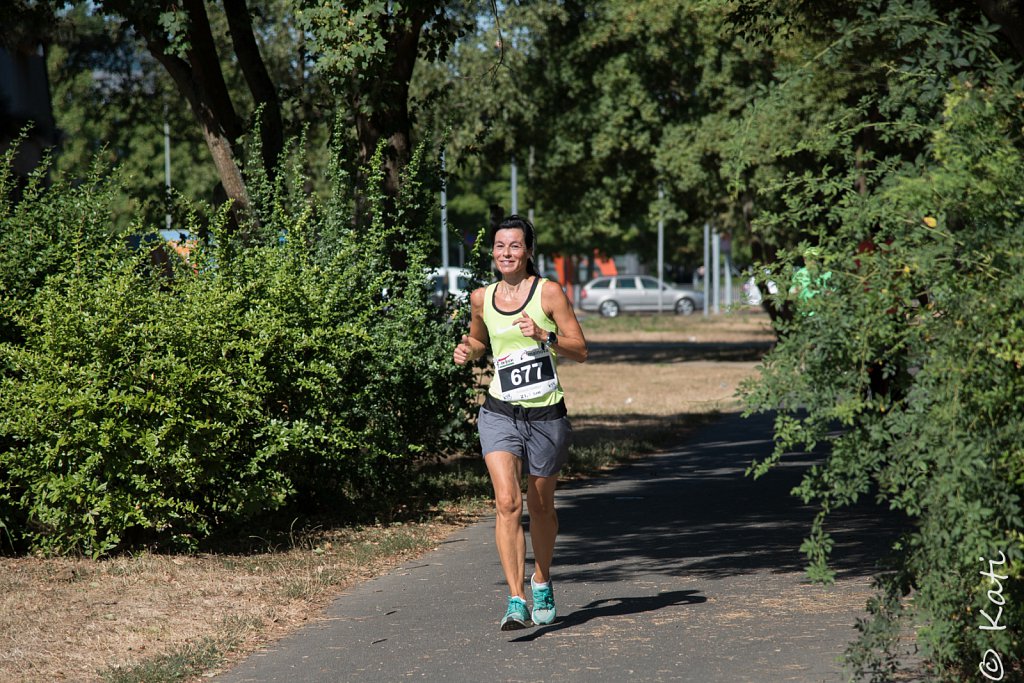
[440, 150, 448, 270]
[657, 186, 664, 313]
[703, 222, 710, 316]
[163, 116, 172, 235]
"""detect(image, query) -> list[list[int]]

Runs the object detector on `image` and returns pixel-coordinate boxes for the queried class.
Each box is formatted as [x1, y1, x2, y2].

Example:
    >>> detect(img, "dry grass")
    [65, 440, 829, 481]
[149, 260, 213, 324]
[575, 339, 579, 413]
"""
[566, 309, 771, 447]
[563, 359, 760, 416]
[0, 311, 773, 683]
[0, 513, 486, 682]
[576, 306, 775, 344]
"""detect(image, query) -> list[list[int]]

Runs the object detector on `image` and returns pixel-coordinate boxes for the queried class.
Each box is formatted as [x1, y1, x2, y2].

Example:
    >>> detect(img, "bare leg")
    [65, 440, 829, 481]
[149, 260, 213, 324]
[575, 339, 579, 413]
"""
[484, 451, 526, 598]
[526, 474, 559, 583]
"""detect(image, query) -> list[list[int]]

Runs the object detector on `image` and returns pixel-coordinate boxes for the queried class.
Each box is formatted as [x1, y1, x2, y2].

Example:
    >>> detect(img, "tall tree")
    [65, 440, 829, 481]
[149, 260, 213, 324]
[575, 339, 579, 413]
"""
[449, 1, 777, 274]
[295, 1, 470, 219]
[91, 0, 284, 225]
[20, 1, 468, 234]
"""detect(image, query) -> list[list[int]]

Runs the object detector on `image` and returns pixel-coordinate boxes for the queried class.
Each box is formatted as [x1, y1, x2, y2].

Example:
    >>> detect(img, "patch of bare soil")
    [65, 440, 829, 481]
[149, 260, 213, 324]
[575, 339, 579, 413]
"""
[0, 313, 773, 682]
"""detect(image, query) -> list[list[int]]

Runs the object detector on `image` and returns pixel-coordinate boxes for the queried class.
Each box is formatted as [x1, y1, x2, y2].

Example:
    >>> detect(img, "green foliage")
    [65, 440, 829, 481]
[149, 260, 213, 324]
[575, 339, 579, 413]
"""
[738, 2, 1024, 678]
[0, 144, 126, 345]
[496, 0, 774, 264]
[408, 1, 778, 268]
[43, 5, 221, 226]
[0, 138, 477, 557]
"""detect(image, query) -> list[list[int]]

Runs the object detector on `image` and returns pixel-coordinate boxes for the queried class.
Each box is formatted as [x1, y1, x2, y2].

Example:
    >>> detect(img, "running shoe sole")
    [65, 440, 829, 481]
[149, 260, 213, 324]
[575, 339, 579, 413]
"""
[500, 616, 530, 631]
[500, 597, 531, 631]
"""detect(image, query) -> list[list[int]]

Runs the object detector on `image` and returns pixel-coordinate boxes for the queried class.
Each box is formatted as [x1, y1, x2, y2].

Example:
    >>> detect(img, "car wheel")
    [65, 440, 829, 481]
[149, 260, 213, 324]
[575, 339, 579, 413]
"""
[674, 297, 696, 316]
[599, 300, 620, 318]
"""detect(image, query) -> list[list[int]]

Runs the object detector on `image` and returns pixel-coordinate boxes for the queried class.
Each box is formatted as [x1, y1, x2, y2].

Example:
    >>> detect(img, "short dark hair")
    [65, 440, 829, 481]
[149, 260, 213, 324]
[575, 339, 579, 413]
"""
[491, 214, 539, 276]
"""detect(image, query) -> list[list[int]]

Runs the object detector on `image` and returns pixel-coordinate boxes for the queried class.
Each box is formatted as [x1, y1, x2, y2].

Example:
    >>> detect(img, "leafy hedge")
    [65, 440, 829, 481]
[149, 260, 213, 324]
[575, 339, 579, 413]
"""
[739, 6, 1024, 680]
[0, 142, 478, 556]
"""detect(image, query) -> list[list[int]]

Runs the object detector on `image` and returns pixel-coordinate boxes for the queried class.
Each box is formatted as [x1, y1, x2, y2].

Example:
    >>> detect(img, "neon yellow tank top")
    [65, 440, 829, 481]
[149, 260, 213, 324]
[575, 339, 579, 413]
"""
[484, 277, 563, 407]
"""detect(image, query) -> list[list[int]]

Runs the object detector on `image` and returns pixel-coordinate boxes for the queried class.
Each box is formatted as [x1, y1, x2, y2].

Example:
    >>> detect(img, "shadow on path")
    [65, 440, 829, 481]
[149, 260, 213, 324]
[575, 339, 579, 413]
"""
[510, 590, 708, 642]
[587, 340, 773, 363]
[547, 411, 908, 584]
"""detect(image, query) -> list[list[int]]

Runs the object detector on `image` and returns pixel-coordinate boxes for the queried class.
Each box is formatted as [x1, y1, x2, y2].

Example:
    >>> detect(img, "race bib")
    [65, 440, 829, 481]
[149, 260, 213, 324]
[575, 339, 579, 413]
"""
[494, 346, 559, 402]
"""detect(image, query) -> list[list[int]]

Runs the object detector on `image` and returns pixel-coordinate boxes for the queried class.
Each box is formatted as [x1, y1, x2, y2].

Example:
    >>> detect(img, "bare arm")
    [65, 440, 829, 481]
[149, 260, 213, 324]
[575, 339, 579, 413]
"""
[453, 287, 490, 365]
[543, 280, 588, 363]
[513, 280, 588, 363]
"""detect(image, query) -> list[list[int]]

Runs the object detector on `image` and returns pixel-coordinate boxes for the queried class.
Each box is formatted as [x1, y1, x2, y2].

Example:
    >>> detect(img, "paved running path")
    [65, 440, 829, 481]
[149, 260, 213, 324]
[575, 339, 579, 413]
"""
[215, 411, 899, 683]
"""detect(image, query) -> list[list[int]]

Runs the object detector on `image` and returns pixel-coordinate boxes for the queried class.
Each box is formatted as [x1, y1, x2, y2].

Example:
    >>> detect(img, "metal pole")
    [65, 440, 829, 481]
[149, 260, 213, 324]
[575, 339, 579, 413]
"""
[703, 222, 710, 316]
[510, 156, 518, 215]
[723, 233, 732, 308]
[164, 118, 172, 234]
[528, 146, 535, 227]
[712, 230, 721, 315]
[724, 255, 732, 308]
[440, 150, 449, 270]
[657, 186, 664, 313]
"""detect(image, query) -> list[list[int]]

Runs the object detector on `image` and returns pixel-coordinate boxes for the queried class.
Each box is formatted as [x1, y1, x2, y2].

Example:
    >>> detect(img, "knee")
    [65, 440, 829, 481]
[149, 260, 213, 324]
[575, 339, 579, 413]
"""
[528, 494, 556, 519]
[494, 491, 522, 519]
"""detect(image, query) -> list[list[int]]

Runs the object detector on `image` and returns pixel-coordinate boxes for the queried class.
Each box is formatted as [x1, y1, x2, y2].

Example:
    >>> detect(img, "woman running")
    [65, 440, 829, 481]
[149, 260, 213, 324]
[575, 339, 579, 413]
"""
[453, 215, 588, 630]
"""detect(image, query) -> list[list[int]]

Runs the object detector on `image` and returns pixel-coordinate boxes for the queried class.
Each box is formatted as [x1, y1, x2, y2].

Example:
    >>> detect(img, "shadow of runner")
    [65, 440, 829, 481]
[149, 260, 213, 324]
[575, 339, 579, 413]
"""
[509, 589, 708, 642]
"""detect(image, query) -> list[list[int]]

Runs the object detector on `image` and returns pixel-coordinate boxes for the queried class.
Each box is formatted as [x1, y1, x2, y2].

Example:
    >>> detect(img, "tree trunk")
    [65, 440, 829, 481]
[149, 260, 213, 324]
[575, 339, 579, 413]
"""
[105, 0, 281, 230]
[147, 47, 251, 226]
[223, 0, 284, 177]
[351, 9, 429, 271]
[353, 9, 427, 201]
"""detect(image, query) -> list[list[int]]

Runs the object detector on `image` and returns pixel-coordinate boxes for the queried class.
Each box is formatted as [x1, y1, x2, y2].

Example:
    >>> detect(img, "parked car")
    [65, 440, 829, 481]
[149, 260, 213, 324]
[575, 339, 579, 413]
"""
[426, 267, 474, 306]
[579, 275, 705, 317]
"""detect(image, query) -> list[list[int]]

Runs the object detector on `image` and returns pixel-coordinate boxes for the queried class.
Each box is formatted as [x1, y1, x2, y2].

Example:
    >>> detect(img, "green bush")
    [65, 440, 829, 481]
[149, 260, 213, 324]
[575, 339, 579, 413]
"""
[742, 69, 1024, 683]
[0, 141, 477, 556]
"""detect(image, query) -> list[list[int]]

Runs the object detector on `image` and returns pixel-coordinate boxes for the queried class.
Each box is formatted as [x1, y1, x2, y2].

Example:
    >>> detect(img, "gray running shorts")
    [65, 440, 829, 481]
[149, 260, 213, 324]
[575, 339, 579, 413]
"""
[477, 406, 572, 477]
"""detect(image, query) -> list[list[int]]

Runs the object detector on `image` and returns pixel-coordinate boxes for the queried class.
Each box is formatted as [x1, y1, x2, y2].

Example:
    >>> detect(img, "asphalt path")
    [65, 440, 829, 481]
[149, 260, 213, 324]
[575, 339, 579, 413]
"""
[215, 410, 902, 683]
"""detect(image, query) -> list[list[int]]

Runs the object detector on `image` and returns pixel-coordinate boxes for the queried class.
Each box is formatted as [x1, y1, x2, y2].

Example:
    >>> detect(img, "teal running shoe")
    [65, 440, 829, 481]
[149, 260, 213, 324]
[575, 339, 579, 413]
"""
[531, 575, 556, 625]
[500, 596, 530, 631]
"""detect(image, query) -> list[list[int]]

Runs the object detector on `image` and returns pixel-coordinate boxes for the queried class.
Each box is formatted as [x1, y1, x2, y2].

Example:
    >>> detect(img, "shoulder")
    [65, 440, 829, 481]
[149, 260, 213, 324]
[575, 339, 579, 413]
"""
[540, 278, 564, 296]
[470, 286, 488, 305]
[470, 283, 495, 308]
[540, 278, 567, 298]
[539, 278, 570, 309]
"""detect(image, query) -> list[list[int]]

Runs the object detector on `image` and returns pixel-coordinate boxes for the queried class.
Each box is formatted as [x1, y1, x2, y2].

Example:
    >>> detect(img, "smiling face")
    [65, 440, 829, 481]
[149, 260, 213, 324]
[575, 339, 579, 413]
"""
[492, 227, 532, 278]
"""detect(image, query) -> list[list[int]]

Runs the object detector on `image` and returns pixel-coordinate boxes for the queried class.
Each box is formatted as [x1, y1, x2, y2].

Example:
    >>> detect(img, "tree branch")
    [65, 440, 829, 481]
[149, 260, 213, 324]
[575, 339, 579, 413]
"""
[181, 0, 243, 142]
[222, 0, 284, 177]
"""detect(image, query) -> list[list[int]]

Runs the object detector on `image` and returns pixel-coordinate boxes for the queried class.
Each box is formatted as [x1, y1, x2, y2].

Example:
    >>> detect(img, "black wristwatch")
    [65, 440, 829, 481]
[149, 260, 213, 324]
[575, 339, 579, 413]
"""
[543, 331, 557, 349]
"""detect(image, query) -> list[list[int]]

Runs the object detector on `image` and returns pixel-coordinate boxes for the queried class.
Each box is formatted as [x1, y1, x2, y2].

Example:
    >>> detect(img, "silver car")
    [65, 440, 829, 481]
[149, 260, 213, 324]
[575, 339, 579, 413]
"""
[579, 275, 704, 317]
